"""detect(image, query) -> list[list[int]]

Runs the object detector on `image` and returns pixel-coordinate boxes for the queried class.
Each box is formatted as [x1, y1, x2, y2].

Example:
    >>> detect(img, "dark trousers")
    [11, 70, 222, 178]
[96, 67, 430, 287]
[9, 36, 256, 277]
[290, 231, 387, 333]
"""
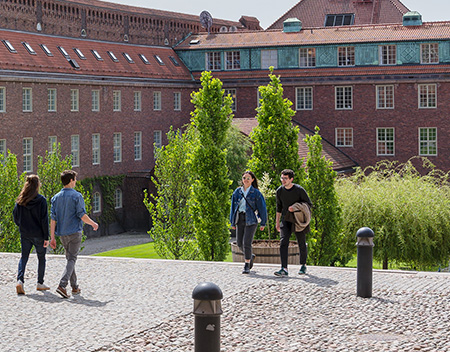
[17, 236, 47, 284]
[236, 213, 258, 261]
[280, 220, 307, 269]
[59, 232, 82, 289]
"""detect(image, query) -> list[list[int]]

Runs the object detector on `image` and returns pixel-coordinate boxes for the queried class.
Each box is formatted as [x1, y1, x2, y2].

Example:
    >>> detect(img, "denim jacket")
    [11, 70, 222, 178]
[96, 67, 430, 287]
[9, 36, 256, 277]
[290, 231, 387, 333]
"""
[230, 186, 267, 227]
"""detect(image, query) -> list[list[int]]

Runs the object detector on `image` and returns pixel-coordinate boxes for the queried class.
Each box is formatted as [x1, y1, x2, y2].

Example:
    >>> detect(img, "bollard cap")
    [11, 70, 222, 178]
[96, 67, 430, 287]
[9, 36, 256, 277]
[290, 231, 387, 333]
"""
[356, 227, 374, 238]
[192, 282, 223, 301]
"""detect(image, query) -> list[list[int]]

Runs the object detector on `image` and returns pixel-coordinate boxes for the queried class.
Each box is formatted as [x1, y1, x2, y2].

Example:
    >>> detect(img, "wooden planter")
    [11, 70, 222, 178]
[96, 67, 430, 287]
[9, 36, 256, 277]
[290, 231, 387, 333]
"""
[231, 239, 299, 265]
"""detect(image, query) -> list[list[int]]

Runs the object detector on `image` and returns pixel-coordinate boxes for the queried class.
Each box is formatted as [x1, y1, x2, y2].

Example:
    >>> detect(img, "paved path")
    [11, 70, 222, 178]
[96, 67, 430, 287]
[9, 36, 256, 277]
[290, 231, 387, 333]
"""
[1, 252, 449, 352]
[81, 232, 151, 255]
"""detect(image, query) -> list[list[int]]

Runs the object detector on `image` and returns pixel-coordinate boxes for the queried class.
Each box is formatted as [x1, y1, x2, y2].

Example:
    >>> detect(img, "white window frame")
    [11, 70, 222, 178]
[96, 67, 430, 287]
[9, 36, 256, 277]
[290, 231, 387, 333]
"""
[296, 87, 313, 110]
[71, 135, 80, 167]
[114, 188, 123, 209]
[113, 132, 122, 163]
[92, 133, 100, 165]
[0, 87, 6, 112]
[224, 89, 237, 111]
[225, 51, 240, 70]
[335, 86, 353, 110]
[134, 131, 142, 161]
[154, 130, 162, 155]
[173, 92, 181, 111]
[22, 88, 32, 112]
[48, 88, 57, 112]
[206, 52, 221, 70]
[113, 90, 121, 112]
[421, 43, 439, 64]
[299, 48, 316, 67]
[48, 136, 57, 154]
[70, 89, 79, 112]
[377, 128, 395, 156]
[379, 45, 397, 65]
[23, 137, 33, 172]
[0, 139, 6, 156]
[335, 128, 353, 147]
[338, 46, 355, 67]
[153, 91, 161, 111]
[257, 89, 262, 108]
[419, 127, 437, 156]
[134, 91, 141, 111]
[92, 192, 101, 213]
[92, 90, 100, 112]
[376, 85, 394, 109]
[261, 49, 278, 69]
[418, 84, 437, 109]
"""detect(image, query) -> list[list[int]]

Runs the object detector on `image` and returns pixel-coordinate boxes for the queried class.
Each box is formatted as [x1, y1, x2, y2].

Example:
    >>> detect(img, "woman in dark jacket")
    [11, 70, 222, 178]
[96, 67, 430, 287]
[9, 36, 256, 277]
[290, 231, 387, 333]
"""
[13, 174, 50, 294]
[230, 171, 267, 274]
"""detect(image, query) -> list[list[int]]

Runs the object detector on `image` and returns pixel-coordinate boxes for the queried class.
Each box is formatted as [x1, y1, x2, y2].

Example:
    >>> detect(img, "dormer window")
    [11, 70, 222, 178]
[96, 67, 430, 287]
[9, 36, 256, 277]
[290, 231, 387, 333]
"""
[169, 56, 180, 66]
[2, 40, 17, 53]
[73, 48, 86, 60]
[138, 54, 150, 64]
[154, 55, 165, 65]
[325, 14, 354, 27]
[107, 51, 119, 62]
[22, 42, 36, 55]
[57, 46, 70, 59]
[123, 52, 134, 63]
[91, 49, 103, 61]
[40, 44, 53, 56]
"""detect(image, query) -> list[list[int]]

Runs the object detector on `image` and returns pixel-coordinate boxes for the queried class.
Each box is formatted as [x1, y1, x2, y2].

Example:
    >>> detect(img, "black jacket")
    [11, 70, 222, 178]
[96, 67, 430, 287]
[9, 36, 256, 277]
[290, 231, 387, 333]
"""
[13, 194, 49, 240]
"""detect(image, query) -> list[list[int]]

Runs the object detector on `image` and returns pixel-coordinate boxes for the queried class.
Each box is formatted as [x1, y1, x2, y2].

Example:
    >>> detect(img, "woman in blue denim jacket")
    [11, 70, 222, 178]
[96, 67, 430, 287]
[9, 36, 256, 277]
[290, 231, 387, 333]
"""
[230, 171, 267, 274]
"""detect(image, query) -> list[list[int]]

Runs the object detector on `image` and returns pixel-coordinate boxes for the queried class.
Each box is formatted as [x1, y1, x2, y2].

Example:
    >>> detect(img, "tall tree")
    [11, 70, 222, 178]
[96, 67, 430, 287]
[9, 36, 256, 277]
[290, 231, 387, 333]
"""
[190, 71, 232, 261]
[224, 124, 252, 190]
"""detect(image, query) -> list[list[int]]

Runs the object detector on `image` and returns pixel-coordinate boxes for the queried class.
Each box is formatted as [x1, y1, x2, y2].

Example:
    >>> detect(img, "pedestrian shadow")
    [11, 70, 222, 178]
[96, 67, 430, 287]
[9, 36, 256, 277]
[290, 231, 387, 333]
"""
[247, 271, 338, 287]
[25, 292, 112, 307]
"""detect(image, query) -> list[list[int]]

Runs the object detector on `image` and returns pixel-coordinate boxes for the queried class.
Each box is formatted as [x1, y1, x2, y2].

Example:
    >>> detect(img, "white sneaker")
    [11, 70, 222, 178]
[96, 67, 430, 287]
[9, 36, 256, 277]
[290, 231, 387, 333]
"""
[16, 280, 25, 295]
[36, 283, 50, 291]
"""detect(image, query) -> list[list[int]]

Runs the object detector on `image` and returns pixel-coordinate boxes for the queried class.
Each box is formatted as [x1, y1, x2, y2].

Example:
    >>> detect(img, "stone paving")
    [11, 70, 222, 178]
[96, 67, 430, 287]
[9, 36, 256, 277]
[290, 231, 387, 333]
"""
[1, 252, 449, 352]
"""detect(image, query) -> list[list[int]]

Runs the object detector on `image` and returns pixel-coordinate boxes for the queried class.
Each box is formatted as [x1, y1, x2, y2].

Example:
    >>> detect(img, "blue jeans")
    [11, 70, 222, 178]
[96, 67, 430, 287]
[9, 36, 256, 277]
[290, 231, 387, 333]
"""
[17, 236, 47, 284]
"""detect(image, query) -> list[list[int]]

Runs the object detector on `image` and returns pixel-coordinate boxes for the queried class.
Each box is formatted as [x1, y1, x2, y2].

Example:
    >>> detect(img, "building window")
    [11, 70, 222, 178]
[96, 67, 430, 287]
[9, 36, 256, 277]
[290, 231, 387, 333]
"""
[92, 90, 100, 111]
[0, 139, 6, 156]
[206, 52, 221, 70]
[71, 135, 80, 167]
[0, 87, 5, 112]
[261, 49, 278, 69]
[421, 43, 439, 64]
[113, 90, 121, 111]
[154, 130, 162, 155]
[134, 91, 141, 111]
[224, 89, 237, 111]
[376, 85, 394, 109]
[335, 128, 353, 147]
[48, 88, 57, 112]
[335, 86, 352, 110]
[299, 48, 316, 67]
[419, 128, 437, 156]
[225, 51, 240, 70]
[70, 89, 79, 112]
[22, 88, 32, 112]
[92, 133, 100, 165]
[377, 128, 395, 156]
[92, 192, 101, 213]
[418, 84, 437, 108]
[23, 138, 33, 172]
[257, 89, 262, 108]
[134, 131, 142, 161]
[296, 87, 313, 110]
[113, 132, 122, 163]
[48, 136, 57, 154]
[379, 45, 396, 65]
[173, 92, 181, 111]
[325, 14, 354, 26]
[153, 91, 161, 111]
[338, 46, 355, 66]
[114, 188, 123, 209]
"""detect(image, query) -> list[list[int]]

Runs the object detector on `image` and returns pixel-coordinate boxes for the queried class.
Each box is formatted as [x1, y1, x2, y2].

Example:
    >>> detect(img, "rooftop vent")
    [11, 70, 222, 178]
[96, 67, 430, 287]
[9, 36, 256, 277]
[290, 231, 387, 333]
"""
[283, 18, 302, 33]
[403, 11, 422, 26]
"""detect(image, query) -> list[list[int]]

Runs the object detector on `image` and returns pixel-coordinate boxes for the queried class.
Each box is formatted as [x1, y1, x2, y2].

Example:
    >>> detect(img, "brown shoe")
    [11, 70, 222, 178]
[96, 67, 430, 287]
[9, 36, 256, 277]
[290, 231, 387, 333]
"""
[56, 286, 70, 298]
[72, 287, 81, 295]
[16, 281, 25, 295]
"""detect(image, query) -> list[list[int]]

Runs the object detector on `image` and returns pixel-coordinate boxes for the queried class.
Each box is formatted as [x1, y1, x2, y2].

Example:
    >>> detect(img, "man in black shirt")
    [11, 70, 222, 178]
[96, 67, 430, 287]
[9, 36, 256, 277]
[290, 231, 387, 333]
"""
[274, 169, 312, 276]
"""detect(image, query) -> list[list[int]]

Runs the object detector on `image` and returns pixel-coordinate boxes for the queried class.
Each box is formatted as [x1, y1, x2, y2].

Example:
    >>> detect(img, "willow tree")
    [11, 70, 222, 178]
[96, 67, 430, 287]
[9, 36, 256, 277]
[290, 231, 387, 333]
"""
[190, 71, 232, 261]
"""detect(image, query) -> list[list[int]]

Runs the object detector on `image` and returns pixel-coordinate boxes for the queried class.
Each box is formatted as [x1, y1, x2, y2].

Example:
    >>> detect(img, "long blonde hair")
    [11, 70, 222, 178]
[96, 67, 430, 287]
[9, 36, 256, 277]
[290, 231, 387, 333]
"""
[16, 174, 40, 206]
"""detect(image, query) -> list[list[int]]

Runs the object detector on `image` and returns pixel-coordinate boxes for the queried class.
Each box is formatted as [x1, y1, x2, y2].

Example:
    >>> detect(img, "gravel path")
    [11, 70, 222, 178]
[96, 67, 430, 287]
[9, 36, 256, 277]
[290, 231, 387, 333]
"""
[81, 232, 152, 255]
[1, 252, 449, 352]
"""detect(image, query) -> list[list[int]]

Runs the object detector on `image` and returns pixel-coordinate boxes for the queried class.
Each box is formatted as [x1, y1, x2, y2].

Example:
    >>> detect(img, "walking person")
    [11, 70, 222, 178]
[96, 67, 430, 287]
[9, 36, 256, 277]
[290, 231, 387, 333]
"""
[49, 170, 98, 298]
[274, 169, 312, 277]
[14, 174, 50, 294]
[230, 171, 267, 274]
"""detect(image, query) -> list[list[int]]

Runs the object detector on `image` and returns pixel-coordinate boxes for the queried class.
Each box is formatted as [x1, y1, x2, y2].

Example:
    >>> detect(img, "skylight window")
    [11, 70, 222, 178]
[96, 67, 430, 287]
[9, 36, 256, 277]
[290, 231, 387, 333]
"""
[123, 52, 134, 63]
[22, 42, 36, 55]
[154, 55, 165, 65]
[40, 44, 53, 56]
[138, 54, 150, 64]
[2, 40, 17, 53]
[91, 49, 103, 61]
[107, 51, 119, 62]
[169, 56, 180, 66]
[57, 46, 70, 59]
[68, 58, 80, 69]
[73, 48, 86, 60]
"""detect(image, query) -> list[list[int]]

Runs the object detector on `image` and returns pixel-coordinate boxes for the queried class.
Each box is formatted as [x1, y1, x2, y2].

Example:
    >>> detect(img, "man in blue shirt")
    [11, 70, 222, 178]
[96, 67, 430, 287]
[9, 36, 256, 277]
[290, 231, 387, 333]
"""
[50, 170, 98, 298]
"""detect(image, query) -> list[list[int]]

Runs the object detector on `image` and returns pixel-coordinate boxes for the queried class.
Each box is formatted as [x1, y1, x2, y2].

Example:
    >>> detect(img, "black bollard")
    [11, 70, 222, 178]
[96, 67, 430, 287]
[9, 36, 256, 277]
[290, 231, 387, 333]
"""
[192, 282, 223, 352]
[356, 227, 374, 298]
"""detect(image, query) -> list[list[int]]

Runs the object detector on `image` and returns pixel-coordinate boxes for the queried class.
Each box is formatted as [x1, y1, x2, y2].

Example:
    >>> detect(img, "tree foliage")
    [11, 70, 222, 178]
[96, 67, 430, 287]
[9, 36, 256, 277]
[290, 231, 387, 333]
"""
[144, 126, 198, 260]
[189, 71, 232, 261]
[224, 124, 252, 190]
[336, 158, 450, 270]
[304, 127, 342, 266]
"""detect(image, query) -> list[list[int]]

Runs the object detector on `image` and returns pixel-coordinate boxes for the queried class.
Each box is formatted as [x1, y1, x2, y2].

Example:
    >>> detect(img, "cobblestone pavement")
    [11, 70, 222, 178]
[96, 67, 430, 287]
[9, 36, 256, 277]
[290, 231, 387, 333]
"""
[1, 252, 449, 352]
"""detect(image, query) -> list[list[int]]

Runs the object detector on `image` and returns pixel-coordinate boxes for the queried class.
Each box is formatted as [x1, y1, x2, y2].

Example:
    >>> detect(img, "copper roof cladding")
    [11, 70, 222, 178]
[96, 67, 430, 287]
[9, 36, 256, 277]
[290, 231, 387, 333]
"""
[232, 118, 358, 172]
[70, 0, 243, 28]
[267, 0, 409, 29]
[0, 29, 193, 81]
[177, 21, 450, 50]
